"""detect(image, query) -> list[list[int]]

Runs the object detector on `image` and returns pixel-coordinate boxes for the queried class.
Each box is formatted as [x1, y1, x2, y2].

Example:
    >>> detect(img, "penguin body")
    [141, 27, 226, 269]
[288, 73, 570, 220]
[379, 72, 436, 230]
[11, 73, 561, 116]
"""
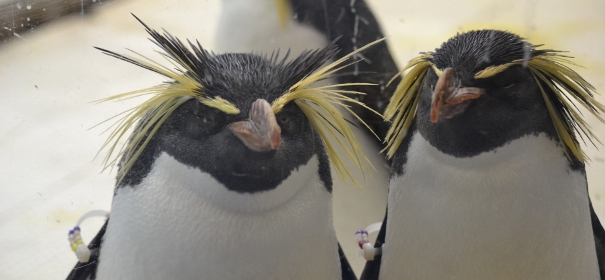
[362, 30, 605, 279]
[67, 16, 376, 280]
[215, 2, 398, 277]
[97, 153, 339, 280]
[382, 132, 597, 279]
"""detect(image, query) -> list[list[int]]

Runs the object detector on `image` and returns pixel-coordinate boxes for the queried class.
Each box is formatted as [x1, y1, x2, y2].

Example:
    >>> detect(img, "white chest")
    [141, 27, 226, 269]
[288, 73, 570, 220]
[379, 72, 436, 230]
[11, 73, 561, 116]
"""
[380, 132, 599, 280]
[96, 153, 341, 280]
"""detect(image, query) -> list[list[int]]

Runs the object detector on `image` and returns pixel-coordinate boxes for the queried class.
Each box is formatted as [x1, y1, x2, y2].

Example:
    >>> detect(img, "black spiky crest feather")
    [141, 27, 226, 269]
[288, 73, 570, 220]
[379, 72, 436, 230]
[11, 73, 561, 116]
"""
[383, 30, 605, 162]
[96, 15, 383, 185]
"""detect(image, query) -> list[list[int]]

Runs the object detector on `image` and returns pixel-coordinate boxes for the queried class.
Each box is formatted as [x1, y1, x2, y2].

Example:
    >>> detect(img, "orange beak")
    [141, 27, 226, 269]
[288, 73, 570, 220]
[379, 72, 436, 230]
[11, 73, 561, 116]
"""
[229, 99, 281, 152]
[430, 68, 484, 123]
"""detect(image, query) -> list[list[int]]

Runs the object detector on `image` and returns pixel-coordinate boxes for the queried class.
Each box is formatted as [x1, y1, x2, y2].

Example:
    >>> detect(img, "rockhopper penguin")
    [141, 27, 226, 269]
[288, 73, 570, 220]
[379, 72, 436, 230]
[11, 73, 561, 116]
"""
[66, 15, 382, 280]
[361, 30, 605, 279]
[215, 1, 400, 275]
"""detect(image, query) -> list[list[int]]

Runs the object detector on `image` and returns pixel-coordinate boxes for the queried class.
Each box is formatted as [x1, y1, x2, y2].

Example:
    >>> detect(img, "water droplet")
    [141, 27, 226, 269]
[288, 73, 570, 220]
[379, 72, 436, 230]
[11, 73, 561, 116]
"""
[26, 4, 31, 9]
[27, 17, 30, 21]
[16, 2, 22, 9]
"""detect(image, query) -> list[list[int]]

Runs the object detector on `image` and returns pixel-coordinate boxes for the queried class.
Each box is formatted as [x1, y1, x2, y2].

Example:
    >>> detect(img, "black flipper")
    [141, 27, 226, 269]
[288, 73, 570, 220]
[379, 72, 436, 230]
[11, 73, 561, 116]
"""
[360, 122, 417, 280]
[590, 201, 605, 279]
[359, 211, 387, 280]
[339, 243, 358, 280]
[66, 220, 108, 280]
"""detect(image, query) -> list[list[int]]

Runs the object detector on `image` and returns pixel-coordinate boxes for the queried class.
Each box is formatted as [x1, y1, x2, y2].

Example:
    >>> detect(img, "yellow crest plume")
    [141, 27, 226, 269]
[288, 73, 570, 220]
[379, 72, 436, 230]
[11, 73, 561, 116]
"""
[383, 47, 605, 162]
[382, 53, 433, 159]
[526, 53, 605, 162]
[271, 39, 386, 185]
[95, 16, 240, 183]
[97, 16, 384, 185]
[473, 52, 605, 162]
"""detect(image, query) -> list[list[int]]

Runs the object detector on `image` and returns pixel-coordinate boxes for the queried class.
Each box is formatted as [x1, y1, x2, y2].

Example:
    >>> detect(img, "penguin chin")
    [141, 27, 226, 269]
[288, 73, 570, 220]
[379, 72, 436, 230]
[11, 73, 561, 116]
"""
[418, 131, 528, 168]
[152, 152, 320, 213]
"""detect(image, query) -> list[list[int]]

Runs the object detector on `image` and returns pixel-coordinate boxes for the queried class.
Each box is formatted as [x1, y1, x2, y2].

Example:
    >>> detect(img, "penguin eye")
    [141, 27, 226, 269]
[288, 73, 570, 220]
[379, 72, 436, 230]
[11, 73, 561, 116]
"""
[276, 109, 301, 136]
[490, 67, 523, 90]
[276, 103, 303, 135]
[201, 115, 215, 124]
[190, 100, 211, 122]
[194, 105, 227, 133]
[277, 113, 290, 126]
[196, 108, 215, 124]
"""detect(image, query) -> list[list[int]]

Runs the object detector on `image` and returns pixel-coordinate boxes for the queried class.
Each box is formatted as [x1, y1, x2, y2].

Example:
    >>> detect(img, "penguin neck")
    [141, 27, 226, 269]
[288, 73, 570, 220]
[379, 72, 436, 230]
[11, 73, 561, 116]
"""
[381, 131, 599, 279]
[97, 153, 341, 279]
[147, 152, 317, 213]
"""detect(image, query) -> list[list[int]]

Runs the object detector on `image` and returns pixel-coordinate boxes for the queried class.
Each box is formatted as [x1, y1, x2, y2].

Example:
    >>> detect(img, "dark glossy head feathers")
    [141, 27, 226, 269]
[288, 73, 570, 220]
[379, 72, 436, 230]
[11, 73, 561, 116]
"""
[384, 29, 604, 163]
[96, 15, 380, 190]
[429, 30, 544, 77]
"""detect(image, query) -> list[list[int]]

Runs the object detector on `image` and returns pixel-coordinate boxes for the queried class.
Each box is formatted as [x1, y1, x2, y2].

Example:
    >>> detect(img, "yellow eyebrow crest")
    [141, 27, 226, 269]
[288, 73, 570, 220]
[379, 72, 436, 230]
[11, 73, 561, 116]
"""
[474, 60, 522, 79]
[271, 38, 387, 186]
[430, 63, 443, 77]
[382, 53, 433, 159]
[385, 47, 605, 163]
[95, 26, 241, 184]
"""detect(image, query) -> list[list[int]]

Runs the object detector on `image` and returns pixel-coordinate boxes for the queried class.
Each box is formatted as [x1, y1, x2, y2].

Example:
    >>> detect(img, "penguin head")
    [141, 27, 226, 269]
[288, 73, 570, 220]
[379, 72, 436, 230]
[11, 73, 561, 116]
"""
[134, 51, 330, 194]
[384, 29, 604, 163]
[416, 30, 551, 158]
[96, 16, 380, 194]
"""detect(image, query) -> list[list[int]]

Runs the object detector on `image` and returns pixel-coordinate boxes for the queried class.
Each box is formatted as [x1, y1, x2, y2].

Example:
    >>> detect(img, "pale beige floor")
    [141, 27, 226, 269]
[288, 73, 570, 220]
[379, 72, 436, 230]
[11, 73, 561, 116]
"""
[0, 0, 604, 279]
